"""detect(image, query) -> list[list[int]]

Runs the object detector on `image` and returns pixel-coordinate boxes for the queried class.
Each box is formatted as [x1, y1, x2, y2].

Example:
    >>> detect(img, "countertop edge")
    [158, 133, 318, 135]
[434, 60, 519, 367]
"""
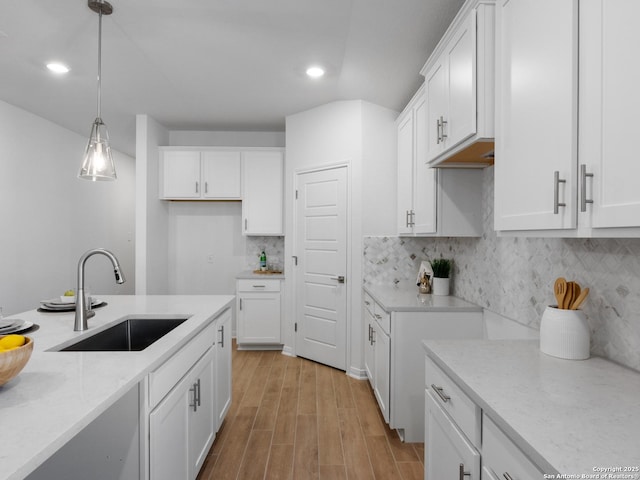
[422, 339, 558, 475]
[364, 284, 483, 313]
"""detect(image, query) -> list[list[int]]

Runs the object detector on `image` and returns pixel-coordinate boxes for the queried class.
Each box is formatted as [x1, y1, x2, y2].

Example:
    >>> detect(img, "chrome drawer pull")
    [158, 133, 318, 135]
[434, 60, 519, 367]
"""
[459, 463, 470, 480]
[374, 314, 382, 320]
[218, 325, 224, 348]
[252, 284, 266, 288]
[553, 170, 567, 214]
[503, 473, 514, 480]
[580, 164, 594, 212]
[440, 116, 448, 140]
[431, 384, 451, 403]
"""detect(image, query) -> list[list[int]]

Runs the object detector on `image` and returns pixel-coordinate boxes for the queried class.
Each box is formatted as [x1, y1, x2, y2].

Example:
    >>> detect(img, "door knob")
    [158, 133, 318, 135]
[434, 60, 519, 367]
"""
[330, 275, 345, 284]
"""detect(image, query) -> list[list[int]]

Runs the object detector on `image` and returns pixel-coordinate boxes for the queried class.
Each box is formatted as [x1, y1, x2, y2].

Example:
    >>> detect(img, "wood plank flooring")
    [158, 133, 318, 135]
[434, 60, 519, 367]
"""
[197, 341, 424, 480]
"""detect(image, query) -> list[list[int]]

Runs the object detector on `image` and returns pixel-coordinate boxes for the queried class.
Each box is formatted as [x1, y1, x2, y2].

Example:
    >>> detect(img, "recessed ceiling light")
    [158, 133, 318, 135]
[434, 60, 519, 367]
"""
[46, 62, 70, 74]
[306, 66, 325, 79]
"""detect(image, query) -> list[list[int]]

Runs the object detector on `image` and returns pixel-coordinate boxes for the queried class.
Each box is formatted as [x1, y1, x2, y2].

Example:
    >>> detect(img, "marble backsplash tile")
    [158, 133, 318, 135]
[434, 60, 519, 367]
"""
[244, 236, 284, 271]
[363, 168, 640, 372]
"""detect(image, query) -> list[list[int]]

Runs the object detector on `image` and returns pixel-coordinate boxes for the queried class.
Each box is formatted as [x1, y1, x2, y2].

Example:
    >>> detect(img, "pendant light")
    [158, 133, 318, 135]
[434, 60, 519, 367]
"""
[79, 0, 116, 181]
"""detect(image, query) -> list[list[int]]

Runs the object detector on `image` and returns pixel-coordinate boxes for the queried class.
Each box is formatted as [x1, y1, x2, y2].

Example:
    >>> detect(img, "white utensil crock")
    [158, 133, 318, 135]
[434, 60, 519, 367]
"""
[432, 277, 450, 296]
[540, 306, 590, 360]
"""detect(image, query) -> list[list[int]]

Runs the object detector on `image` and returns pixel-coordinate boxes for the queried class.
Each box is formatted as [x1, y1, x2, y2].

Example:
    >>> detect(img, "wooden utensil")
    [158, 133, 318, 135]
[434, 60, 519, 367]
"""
[571, 287, 589, 310]
[554, 277, 567, 309]
[565, 281, 580, 309]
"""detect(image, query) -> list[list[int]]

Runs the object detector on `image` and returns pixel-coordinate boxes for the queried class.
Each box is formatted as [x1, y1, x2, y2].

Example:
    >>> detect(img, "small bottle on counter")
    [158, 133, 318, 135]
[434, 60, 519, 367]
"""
[259, 251, 267, 271]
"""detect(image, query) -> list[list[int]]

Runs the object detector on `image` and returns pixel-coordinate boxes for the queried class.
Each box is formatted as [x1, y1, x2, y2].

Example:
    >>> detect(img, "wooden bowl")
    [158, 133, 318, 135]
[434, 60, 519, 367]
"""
[0, 336, 33, 386]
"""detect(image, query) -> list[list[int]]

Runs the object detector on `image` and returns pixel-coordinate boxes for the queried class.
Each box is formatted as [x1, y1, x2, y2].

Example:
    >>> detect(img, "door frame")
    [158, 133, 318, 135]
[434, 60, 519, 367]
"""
[291, 162, 352, 371]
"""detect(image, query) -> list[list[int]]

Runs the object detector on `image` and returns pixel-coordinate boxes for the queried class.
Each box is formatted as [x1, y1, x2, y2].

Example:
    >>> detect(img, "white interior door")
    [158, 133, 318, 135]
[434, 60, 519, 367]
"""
[294, 166, 347, 370]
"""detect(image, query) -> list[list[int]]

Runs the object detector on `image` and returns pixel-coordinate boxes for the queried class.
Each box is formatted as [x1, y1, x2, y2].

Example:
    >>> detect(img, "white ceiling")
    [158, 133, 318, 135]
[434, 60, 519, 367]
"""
[0, 0, 464, 156]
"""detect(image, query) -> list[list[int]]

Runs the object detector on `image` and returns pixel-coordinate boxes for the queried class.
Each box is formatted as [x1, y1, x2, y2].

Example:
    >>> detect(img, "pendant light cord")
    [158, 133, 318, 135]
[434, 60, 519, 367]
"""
[96, 6, 102, 119]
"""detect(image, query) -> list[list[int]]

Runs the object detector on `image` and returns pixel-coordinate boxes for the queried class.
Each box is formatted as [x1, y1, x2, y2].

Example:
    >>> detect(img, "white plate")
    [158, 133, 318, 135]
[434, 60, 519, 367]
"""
[40, 299, 103, 312]
[0, 321, 34, 335]
[0, 319, 25, 332]
[0, 319, 20, 330]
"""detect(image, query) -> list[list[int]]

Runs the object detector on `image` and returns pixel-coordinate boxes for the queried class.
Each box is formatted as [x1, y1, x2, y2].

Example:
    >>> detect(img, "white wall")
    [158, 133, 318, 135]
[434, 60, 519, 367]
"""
[135, 114, 170, 294]
[0, 100, 135, 315]
[169, 130, 285, 148]
[284, 100, 397, 376]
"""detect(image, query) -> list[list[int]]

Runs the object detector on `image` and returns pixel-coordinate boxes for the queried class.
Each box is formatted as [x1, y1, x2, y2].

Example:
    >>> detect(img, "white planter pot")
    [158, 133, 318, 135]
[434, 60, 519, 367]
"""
[540, 306, 590, 360]
[431, 277, 450, 296]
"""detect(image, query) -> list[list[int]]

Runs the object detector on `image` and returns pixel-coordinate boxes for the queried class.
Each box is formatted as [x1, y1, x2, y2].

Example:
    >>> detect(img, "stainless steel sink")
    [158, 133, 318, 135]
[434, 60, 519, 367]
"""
[58, 317, 189, 352]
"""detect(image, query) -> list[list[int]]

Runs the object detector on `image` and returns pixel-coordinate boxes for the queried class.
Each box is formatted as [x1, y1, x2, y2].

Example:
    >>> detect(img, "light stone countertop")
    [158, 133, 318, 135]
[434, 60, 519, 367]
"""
[236, 269, 285, 280]
[423, 339, 640, 476]
[0, 294, 234, 480]
[364, 282, 482, 313]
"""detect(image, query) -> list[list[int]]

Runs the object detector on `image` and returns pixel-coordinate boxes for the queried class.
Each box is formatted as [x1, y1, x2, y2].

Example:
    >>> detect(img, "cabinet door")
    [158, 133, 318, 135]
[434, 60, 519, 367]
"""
[201, 151, 241, 199]
[149, 369, 191, 480]
[494, 0, 578, 231]
[372, 321, 390, 424]
[397, 111, 415, 235]
[425, 392, 480, 480]
[363, 308, 375, 384]
[189, 349, 215, 479]
[161, 151, 201, 199]
[580, 0, 640, 229]
[445, 11, 476, 149]
[425, 59, 447, 162]
[242, 151, 284, 235]
[237, 292, 281, 344]
[412, 94, 437, 234]
[215, 310, 232, 431]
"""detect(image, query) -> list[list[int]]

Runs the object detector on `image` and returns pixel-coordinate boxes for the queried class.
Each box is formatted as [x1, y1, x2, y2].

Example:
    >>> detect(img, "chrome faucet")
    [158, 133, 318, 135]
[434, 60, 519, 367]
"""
[74, 248, 125, 331]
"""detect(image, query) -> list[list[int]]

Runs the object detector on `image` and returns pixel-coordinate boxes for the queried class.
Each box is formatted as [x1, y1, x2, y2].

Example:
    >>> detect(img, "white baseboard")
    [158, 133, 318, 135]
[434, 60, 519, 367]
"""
[281, 345, 295, 357]
[348, 366, 367, 380]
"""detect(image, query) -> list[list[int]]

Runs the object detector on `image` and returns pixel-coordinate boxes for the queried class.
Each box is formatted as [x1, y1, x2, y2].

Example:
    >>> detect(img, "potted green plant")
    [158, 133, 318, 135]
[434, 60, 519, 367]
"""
[430, 258, 452, 296]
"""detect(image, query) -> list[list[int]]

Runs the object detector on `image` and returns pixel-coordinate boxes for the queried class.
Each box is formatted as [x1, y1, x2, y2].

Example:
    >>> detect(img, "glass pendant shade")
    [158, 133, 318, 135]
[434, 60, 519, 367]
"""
[79, 117, 117, 181]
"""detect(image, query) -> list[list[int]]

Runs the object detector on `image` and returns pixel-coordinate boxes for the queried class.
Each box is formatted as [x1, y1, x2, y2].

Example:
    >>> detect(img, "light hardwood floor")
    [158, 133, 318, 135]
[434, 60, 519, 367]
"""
[197, 340, 425, 480]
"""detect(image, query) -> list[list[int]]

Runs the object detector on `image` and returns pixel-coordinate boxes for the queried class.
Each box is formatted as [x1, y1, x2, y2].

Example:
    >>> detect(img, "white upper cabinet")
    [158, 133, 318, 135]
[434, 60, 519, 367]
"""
[494, 0, 578, 232]
[397, 86, 483, 238]
[397, 86, 437, 235]
[579, 0, 640, 234]
[159, 148, 241, 200]
[201, 151, 241, 199]
[242, 151, 284, 236]
[421, 0, 495, 167]
[495, 0, 640, 236]
[160, 150, 202, 199]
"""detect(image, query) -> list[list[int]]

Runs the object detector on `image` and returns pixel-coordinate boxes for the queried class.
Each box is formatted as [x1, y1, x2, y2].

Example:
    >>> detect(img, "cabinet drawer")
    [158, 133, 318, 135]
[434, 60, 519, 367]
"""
[373, 304, 391, 335]
[425, 356, 480, 447]
[363, 292, 375, 315]
[237, 279, 280, 292]
[482, 414, 543, 480]
[149, 320, 216, 408]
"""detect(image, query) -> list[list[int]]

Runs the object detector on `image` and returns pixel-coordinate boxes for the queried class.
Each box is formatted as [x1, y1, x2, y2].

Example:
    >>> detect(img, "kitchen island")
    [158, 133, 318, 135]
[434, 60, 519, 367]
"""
[0, 295, 234, 480]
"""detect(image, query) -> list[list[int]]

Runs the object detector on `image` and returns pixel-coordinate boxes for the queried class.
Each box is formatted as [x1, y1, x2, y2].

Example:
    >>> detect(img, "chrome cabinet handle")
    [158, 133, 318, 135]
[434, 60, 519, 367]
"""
[405, 210, 410, 228]
[252, 284, 266, 288]
[244, 218, 248, 230]
[459, 464, 471, 480]
[436, 118, 442, 144]
[239, 298, 242, 311]
[368, 324, 372, 343]
[205, 181, 208, 194]
[218, 325, 224, 348]
[503, 473, 514, 480]
[364, 300, 371, 306]
[374, 314, 382, 320]
[371, 329, 376, 345]
[431, 384, 451, 403]
[553, 171, 567, 214]
[580, 164, 594, 212]
[190, 379, 200, 412]
[440, 116, 448, 141]
[195, 181, 199, 194]
[330, 276, 345, 284]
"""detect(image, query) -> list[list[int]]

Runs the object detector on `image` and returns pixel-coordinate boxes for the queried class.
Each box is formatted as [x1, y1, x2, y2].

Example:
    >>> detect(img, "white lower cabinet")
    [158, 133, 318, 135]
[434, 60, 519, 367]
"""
[482, 414, 543, 480]
[425, 354, 544, 480]
[215, 308, 232, 429]
[425, 392, 480, 480]
[363, 289, 483, 442]
[236, 278, 282, 346]
[150, 348, 214, 480]
[149, 308, 232, 480]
